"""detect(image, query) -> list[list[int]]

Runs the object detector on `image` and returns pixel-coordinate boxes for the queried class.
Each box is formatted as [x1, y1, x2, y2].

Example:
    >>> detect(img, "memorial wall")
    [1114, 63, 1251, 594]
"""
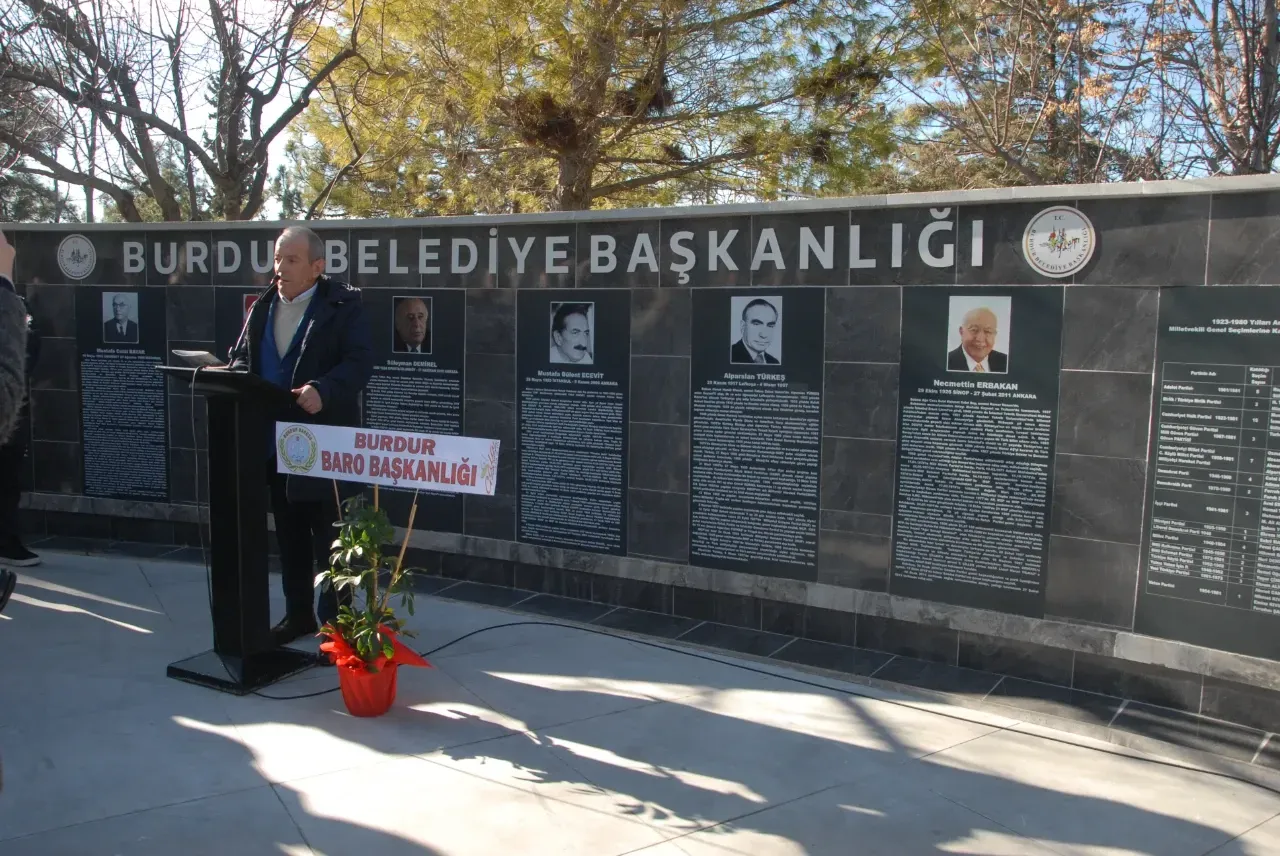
[11, 177, 1280, 695]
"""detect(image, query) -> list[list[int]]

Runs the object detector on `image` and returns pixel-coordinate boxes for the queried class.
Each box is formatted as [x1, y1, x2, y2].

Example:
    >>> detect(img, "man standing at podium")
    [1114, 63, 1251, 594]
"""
[228, 226, 374, 646]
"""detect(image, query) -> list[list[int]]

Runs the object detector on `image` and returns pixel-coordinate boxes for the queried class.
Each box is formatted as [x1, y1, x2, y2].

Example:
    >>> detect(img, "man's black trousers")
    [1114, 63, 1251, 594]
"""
[267, 471, 351, 625]
[0, 404, 29, 548]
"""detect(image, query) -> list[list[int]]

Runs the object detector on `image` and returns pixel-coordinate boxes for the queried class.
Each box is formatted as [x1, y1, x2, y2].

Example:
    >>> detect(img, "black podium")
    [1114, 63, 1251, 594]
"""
[159, 366, 325, 694]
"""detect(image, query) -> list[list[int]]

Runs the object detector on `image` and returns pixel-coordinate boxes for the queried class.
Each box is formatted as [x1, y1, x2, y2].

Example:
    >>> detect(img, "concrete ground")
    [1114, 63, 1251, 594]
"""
[2, 550, 1280, 855]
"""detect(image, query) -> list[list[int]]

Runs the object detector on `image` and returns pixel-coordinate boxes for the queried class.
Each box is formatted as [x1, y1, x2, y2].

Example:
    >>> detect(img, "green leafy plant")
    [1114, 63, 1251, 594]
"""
[316, 486, 421, 671]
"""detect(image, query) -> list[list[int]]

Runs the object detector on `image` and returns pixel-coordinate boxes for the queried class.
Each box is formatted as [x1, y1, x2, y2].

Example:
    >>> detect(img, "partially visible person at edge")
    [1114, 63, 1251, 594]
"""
[227, 226, 374, 647]
[0, 277, 42, 569]
[0, 229, 27, 627]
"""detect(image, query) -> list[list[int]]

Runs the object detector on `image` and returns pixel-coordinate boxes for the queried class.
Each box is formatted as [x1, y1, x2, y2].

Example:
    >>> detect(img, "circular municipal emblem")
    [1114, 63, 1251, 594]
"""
[278, 425, 318, 474]
[56, 234, 96, 280]
[1022, 205, 1095, 278]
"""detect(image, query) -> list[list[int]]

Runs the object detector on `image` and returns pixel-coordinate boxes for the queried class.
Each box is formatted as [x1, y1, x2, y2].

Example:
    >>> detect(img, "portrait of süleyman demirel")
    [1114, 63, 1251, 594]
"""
[392, 295, 432, 354]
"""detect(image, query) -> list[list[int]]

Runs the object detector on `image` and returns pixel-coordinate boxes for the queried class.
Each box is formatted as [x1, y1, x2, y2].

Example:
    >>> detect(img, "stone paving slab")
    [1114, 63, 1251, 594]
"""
[2, 550, 1280, 855]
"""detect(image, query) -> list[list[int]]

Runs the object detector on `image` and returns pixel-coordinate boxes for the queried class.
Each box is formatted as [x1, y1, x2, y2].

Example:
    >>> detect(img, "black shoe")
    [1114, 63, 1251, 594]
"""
[0, 569, 15, 614]
[0, 543, 40, 568]
[271, 615, 319, 647]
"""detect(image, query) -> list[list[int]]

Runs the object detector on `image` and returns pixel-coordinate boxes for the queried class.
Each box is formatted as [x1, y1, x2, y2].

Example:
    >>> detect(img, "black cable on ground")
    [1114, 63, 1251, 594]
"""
[251, 617, 1280, 801]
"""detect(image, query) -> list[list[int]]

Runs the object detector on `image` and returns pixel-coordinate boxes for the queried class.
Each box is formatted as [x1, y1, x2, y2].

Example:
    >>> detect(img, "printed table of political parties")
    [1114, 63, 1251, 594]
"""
[1144, 361, 1280, 615]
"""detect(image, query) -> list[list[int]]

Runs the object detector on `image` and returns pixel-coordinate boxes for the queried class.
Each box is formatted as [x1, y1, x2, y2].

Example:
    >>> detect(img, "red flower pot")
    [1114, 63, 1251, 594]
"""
[337, 661, 399, 717]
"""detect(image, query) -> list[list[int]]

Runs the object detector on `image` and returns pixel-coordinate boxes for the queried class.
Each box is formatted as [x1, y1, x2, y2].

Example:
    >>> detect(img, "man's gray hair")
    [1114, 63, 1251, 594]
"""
[278, 226, 325, 263]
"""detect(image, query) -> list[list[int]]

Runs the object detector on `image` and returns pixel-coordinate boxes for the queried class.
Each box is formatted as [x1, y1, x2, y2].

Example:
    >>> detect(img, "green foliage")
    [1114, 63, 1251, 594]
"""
[316, 492, 420, 671]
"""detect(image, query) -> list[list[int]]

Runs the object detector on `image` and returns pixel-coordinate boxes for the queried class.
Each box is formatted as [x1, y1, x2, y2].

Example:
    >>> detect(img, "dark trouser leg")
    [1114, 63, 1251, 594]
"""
[0, 404, 29, 549]
[268, 471, 317, 622]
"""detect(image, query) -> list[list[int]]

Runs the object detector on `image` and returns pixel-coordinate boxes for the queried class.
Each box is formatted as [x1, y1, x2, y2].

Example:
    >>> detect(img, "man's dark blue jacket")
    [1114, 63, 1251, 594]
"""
[227, 274, 374, 502]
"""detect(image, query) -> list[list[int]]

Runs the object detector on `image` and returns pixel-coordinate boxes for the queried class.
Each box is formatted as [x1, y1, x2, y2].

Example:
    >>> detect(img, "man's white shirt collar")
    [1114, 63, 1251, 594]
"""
[963, 350, 989, 372]
[278, 282, 318, 305]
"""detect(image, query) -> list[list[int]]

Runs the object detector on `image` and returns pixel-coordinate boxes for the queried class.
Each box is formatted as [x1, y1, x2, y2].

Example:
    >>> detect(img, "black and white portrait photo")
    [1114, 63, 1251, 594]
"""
[550, 302, 594, 365]
[392, 295, 432, 354]
[102, 292, 140, 344]
[946, 295, 1011, 374]
[729, 295, 782, 365]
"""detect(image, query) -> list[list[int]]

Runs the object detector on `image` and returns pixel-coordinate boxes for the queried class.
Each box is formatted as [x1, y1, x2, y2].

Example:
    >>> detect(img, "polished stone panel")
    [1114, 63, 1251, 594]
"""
[802, 604, 858, 646]
[750, 211, 850, 286]
[591, 607, 698, 638]
[465, 289, 516, 354]
[658, 215, 752, 287]
[464, 353, 515, 402]
[984, 677, 1123, 725]
[166, 286, 215, 342]
[857, 614, 958, 664]
[631, 288, 690, 356]
[465, 399, 515, 498]
[819, 510, 892, 537]
[958, 632, 1075, 685]
[759, 599, 805, 636]
[820, 437, 896, 515]
[1045, 535, 1140, 629]
[1077, 194, 1210, 286]
[145, 231, 216, 286]
[773, 639, 892, 676]
[628, 488, 689, 563]
[630, 355, 690, 425]
[957, 202, 1065, 284]
[1060, 286, 1158, 372]
[513, 564, 595, 601]
[1207, 190, 1280, 284]
[440, 553, 516, 586]
[497, 223, 576, 289]
[24, 284, 76, 338]
[822, 362, 897, 439]
[682, 622, 794, 657]
[1056, 371, 1152, 459]
[591, 576, 673, 613]
[818, 530, 890, 591]
[169, 447, 208, 505]
[824, 286, 901, 363]
[1200, 676, 1280, 734]
[1051, 453, 1146, 545]
[167, 393, 209, 450]
[628, 421, 689, 493]
[673, 586, 758, 627]
[464, 494, 516, 541]
[509, 593, 612, 624]
[1111, 703, 1266, 763]
[851, 205, 958, 285]
[576, 220, 661, 288]
[29, 337, 78, 391]
[30, 389, 80, 443]
[1073, 651, 1204, 712]
[873, 657, 1001, 697]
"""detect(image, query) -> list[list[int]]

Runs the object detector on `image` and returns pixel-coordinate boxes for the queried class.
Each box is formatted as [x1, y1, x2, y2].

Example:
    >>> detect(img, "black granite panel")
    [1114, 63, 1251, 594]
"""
[631, 356, 690, 425]
[464, 399, 515, 498]
[1056, 371, 1152, 459]
[465, 289, 516, 354]
[409, 575, 462, 596]
[631, 288, 691, 357]
[169, 447, 208, 504]
[682, 622, 793, 657]
[347, 227, 422, 288]
[511, 593, 613, 624]
[166, 285, 215, 342]
[750, 211, 850, 286]
[957, 632, 1074, 685]
[873, 658, 1001, 697]
[23, 285, 76, 339]
[1072, 651, 1203, 711]
[440, 553, 515, 587]
[416, 227, 497, 289]
[1200, 677, 1280, 734]
[850, 206, 959, 285]
[825, 286, 900, 364]
[629, 422, 689, 494]
[172, 522, 204, 548]
[856, 614, 958, 664]
[1077, 194, 1210, 286]
[513, 564, 594, 601]
[819, 510, 892, 537]
[1112, 703, 1264, 763]
[802, 605, 858, 646]
[759, 600, 806, 637]
[577, 220, 661, 288]
[498, 224, 576, 288]
[208, 230, 281, 288]
[1051, 453, 1146, 545]
[144, 232, 215, 286]
[592, 608, 701, 639]
[30, 337, 77, 391]
[954, 203, 1057, 284]
[818, 530, 890, 591]
[628, 488, 690, 563]
[30, 389, 79, 443]
[1208, 190, 1280, 284]
[985, 677, 1123, 725]
[1060, 286, 1158, 372]
[464, 494, 515, 541]
[673, 586, 759, 628]
[111, 517, 175, 545]
[1045, 535, 1140, 628]
[32, 441, 82, 494]
[591, 576, 672, 613]
[44, 510, 111, 539]
[401, 547, 444, 577]
[822, 362, 897, 440]
[820, 437, 896, 514]
[774, 639, 892, 677]
[168, 393, 209, 450]
[659, 216, 752, 287]
[465, 353, 515, 402]
[17, 231, 143, 288]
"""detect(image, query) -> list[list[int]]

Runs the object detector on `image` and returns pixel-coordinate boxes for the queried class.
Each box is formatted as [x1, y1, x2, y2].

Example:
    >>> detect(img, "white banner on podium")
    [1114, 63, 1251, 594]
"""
[274, 423, 501, 496]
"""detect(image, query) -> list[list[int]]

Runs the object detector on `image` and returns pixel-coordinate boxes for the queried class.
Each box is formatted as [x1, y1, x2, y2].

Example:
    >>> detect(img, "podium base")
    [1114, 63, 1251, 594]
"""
[167, 648, 326, 696]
